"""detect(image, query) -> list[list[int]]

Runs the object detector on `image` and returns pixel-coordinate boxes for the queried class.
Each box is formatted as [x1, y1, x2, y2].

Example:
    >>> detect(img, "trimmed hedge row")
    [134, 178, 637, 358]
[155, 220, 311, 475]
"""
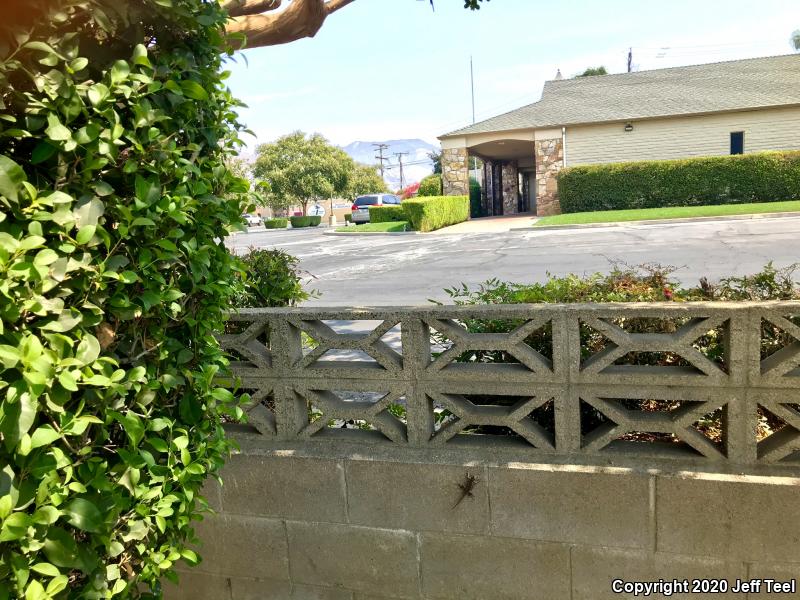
[558, 151, 800, 213]
[290, 215, 322, 227]
[369, 205, 407, 223]
[402, 195, 470, 232]
[265, 218, 288, 229]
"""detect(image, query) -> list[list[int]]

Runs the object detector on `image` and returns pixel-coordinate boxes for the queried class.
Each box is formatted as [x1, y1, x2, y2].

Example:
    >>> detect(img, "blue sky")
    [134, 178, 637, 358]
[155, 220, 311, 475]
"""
[225, 0, 798, 150]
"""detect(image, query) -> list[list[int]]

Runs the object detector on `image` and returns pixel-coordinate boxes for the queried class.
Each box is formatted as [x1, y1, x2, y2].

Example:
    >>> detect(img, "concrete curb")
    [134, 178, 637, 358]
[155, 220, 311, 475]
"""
[513, 211, 800, 231]
[323, 230, 422, 236]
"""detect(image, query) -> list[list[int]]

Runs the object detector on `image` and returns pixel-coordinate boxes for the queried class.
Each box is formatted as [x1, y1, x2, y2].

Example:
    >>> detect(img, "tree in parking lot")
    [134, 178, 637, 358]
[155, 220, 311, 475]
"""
[253, 131, 352, 215]
[348, 163, 389, 199]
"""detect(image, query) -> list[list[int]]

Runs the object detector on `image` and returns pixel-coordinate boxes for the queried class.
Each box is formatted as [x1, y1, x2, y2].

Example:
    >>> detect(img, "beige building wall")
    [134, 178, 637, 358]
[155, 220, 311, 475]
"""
[566, 105, 800, 166]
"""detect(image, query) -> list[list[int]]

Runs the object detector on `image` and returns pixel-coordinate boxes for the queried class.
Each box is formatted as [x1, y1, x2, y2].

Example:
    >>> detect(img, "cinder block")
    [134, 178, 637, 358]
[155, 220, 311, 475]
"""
[230, 578, 350, 599]
[489, 466, 651, 548]
[228, 577, 291, 599]
[220, 454, 347, 523]
[289, 584, 354, 600]
[747, 563, 800, 599]
[656, 475, 800, 562]
[201, 476, 223, 512]
[286, 521, 418, 598]
[571, 546, 746, 600]
[163, 571, 230, 600]
[420, 532, 570, 599]
[345, 460, 488, 534]
[353, 595, 416, 600]
[193, 514, 289, 580]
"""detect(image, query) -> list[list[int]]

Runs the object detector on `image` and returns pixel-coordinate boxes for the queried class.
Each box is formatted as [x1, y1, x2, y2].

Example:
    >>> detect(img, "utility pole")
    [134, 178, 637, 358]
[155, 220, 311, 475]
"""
[394, 152, 408, 191]
[470, 55, 476, 124]
[627, 47, 633, 73]
[373, 143, 389, 179]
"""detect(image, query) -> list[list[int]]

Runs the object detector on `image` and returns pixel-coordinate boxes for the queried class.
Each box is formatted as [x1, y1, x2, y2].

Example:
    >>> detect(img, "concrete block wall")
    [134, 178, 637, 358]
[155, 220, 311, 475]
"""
[167, 444, 800, 600]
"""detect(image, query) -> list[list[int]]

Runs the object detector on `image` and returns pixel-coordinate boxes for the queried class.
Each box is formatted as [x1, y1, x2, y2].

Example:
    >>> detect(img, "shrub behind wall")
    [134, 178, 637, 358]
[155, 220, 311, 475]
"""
[402, 195, 470, 232]
[558, 150, 800, 213]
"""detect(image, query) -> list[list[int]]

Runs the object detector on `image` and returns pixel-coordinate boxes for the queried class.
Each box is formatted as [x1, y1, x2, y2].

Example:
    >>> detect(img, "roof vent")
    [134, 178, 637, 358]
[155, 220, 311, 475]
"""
[554, 69, 563, 80]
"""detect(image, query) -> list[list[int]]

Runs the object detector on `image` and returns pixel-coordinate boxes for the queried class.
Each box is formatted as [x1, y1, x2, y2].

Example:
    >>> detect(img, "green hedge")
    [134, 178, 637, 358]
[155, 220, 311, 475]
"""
[558, 151, 800, 213]
[265, 218, 288, 229]
[290, 216, 311, 227]
[309, 215, 322, 226]
[369, 205, 407, 223]
[418, 174, 442, 196]
[402, 195, 470, 232]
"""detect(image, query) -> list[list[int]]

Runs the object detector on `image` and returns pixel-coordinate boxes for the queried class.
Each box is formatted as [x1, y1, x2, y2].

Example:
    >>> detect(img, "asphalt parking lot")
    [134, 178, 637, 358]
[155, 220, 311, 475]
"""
[226, 216, 800, 306]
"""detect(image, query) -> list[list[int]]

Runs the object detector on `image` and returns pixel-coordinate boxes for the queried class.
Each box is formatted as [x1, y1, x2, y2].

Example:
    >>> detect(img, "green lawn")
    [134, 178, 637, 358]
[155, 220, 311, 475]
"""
[534, 200, 800, 227]
[335, 221, 412, 233]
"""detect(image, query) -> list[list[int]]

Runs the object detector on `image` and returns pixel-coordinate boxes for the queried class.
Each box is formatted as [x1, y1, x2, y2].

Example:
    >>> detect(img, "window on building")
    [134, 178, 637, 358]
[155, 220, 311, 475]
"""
[730, 131, 744, 155]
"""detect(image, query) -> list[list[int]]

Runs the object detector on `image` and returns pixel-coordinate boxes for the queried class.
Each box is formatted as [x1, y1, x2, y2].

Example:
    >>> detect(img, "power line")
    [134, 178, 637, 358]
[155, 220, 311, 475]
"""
[384, 158, 433, 169]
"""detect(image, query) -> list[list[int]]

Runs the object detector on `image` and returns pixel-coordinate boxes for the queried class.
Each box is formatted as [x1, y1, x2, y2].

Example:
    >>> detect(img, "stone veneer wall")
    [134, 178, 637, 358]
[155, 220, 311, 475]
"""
[167, 442, 800, 600]
[441, 147, 469, 196]
[501, 161, 519, 214]
[534, 137, 563, 216]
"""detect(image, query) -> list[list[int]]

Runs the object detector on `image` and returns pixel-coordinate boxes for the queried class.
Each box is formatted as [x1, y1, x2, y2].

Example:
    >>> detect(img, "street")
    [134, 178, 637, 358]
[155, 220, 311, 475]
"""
[226, 216, 800, 305]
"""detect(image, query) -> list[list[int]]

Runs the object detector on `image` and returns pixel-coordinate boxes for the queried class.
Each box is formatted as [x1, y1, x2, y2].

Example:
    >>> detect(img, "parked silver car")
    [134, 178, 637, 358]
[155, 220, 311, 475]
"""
[350, 194, 401, 224]
[242, 213, 263, 227]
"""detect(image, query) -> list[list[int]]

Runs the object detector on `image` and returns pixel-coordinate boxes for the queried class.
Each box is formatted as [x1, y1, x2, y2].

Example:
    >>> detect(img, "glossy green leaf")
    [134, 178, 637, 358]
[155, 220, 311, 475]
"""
[87, 83, 109, 106]
[30, 425, 61, 449]
[43, 528, 81, 568]
[45, 114, 71, 142]
[179, 80, 208, 101]
[64, 498, 103, 533]
[0, 155, 25, 202]
[75, 334, 100, 364]
[30, 563, 60, 577]
[110, 60, 130, 84]
[75, 224, 96, 244]
[134, 175, 160, 206]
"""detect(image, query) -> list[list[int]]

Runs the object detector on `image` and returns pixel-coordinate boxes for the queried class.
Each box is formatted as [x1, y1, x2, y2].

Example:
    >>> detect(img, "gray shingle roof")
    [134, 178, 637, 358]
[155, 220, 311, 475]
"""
[440, 54, 800, 138]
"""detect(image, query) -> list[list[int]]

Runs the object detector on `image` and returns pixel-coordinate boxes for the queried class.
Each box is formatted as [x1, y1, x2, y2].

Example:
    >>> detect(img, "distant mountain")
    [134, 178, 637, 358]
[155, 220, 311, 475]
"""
[341, 139, 439, 190]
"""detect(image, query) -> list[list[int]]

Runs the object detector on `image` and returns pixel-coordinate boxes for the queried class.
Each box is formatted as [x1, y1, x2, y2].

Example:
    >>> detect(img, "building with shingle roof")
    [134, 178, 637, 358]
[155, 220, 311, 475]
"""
[438, 54, 800, 216]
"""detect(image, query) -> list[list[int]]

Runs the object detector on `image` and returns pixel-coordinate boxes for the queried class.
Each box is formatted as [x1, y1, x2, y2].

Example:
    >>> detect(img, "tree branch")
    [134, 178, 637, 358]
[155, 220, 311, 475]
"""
[222, 0, 282, 18]
[323, 0, 356, 13]
[226, 0, 357, 49]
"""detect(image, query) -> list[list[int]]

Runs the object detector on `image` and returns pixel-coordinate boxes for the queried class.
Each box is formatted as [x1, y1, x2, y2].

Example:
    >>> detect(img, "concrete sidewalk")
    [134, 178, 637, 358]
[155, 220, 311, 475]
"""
[435, 213, 538, 233]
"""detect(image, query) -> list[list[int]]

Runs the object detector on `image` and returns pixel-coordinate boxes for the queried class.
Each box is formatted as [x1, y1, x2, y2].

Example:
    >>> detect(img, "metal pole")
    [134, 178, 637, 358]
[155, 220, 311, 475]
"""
[470, 55, 476, 124]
